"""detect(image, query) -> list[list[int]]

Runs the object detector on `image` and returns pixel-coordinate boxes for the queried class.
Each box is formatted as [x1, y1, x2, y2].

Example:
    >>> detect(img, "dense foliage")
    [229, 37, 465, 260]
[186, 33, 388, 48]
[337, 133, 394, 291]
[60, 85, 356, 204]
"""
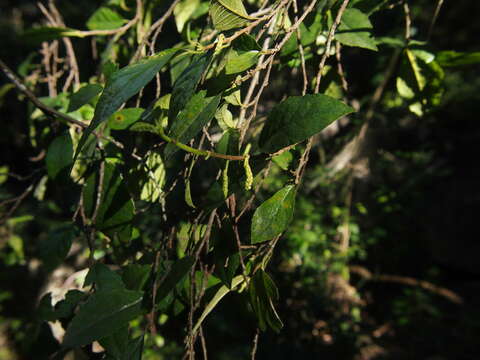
[1, 0, 479, 359]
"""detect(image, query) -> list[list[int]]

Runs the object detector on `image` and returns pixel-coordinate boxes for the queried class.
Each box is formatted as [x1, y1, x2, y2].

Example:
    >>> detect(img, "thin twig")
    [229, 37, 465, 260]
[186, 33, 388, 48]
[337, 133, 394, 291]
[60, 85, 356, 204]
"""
[350, 265, 464, 305]
[314, 0, 350, 93]
[250, 328, 260, 360]
[0, 58, 141, 160]
[427, 0, 444, 42]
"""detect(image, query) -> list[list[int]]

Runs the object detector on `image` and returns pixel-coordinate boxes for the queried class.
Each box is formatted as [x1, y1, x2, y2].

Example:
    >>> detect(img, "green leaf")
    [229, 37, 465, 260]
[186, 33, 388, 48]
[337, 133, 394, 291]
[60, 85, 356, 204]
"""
[232, 34, 261, 52]
[168, 51, 213, 124]
[155, 256, 195, 303]
[123, 335, 144, 360]
[272, 151, 293, 170]
[122, 264, 151, 291]
[75, 48, 178, 160]
[249, 270, 283, 332]
[46, 132, 74, 180]
[83, 162, 135, 242]
[396, 48, 445, 115]
[99, 327, 128, 359]
[225, 50, 259, 75]
[335, 8, 378, 51]
[192, 275, 245, 333]
[436, 50, 480, 67]
[84, 263, 125, 291]
[86, 7, 127, 30]
[140, 151, 165, 202]
[174, 0, 200, 33]
[37, 293, 57, 322]
[215, 103, 236, 130]
[68, 84, 103, 113]
[55, 290, 86, 319]
[39, 224, 76, 271]
[165, 91, 221, 158]
[209, 0, 252, 31]
[62, 289, 143, 348]
[259, 94, 354, 153]
[251, 185, 296, 244]
[108, 108, 144, 130]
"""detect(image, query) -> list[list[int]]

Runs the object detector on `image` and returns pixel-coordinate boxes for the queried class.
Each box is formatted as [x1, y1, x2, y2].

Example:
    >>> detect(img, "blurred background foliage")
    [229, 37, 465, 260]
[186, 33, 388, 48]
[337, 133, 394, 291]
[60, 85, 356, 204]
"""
[1, 0, 480, 359]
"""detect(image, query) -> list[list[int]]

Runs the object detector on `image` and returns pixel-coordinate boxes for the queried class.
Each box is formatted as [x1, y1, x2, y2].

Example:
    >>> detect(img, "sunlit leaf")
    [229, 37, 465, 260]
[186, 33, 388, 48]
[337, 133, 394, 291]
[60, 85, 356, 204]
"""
[108, 108, 144, 130]
[259, 94, 354, 153]
[209, 0, 253, 31]
[251, 185, 296, 244]
[335, 8, 378, 51]
[87, 7, 127, 30]
[75, 48, 178, 160]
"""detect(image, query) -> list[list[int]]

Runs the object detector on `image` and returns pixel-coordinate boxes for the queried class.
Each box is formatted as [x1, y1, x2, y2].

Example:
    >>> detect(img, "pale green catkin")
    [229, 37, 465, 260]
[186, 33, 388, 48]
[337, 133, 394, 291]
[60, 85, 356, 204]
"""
[222, 160, 230, 198]
[243, 155, 253, 191]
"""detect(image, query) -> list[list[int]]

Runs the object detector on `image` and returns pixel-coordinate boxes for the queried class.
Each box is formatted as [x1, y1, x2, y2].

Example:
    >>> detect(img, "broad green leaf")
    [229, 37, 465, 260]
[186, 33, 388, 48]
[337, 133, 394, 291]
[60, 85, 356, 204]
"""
[335, 8, 378, 51]
[140, 151, 165, 202]
[124, 335, 144, 360]
[83, 162, 135, 242]
[39, 224, 76, 271]
[251, 185, 296, 244]
[75, 48, 178, 160]
[375, 36, 405, 48]
[225, 50, 259, 75]
[169, 51, 213, 123]
[165, 91, 221, 158]
[396, 49, 445, 115]
[215, 103, 236, 130]
[87, 7, 127, 30]
[155, 256, 195, 303]
[62, 289, 143, 348]
[55, 290, 86, 319]
[209, 0, 253, 31]
[272, 151, 293, 170]
[108, 108, 144, 130]
[37, 293, 57, 322]
[170, 53, 194, 84]
[174, 0, 200, 33]
[192, 275, 245, 333]
[122, 264, 151, 291]
[68, 84, 103, 113]
[232, 34, 261, 52]
[84, 263, 125, 291]
[99, 327, 128, 359]
[46, 132, 74, 179]
[436, 50, 480, 67]
[259, 94, 354, 153]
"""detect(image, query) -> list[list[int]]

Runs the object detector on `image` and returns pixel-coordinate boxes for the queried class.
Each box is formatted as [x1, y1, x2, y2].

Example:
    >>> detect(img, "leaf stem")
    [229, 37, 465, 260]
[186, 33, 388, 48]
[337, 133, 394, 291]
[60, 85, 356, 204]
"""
[157, 126, 247, 161]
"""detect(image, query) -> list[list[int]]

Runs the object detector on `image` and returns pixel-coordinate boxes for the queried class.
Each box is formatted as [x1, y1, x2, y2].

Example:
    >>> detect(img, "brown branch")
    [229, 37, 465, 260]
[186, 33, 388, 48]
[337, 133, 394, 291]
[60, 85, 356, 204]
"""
[0, 58, 142, 160]
[314, 0, 350, 93]
[350, 265, 464, 305]
[0, 184, 34, 225]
